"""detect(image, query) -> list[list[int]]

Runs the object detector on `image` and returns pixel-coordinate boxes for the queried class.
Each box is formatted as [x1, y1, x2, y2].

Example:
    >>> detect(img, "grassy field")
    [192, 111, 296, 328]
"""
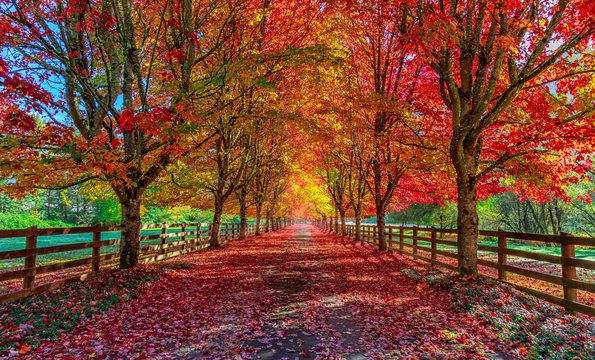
[0, 226, 215, 270]
[384, 229, 595, 259]
[0, 227, 202, 252]
[0, 225, 229, 294]
[406, 238, 595, 259]
[379, 230, 595, 286]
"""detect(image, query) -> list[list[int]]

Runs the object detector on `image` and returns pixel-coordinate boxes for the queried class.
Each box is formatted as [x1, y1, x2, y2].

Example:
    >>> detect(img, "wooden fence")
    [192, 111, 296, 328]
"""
[0, 220, 292, 304]
[315, 220, 595, 317]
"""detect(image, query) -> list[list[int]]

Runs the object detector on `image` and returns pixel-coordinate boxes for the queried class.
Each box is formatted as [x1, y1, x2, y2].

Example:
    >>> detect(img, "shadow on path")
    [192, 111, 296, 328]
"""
[24, 225, 523, 360]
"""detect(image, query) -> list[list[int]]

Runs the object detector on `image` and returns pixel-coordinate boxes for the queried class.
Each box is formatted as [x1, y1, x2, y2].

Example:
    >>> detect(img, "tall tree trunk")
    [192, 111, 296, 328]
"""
[265, 210, 270, 232]
[255, 202, 263, 235]
[239, 190, 247, 239]
[456, 178, 479, 274]
[209, 200, 224, 248]
[334, 207, 339, 233]
[119, 196, 142, 269]
[339, 208, 347, 236]
[376, 206, 387, 250]
[452, 136, 480, 275]
[355, 204, 362, 242]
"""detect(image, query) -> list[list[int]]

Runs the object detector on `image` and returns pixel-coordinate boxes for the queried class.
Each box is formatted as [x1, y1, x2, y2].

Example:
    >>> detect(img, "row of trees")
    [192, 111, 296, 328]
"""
[2, 0, 594, 275]
[310, 0, 595, 274]
[0, 0, 322, 268]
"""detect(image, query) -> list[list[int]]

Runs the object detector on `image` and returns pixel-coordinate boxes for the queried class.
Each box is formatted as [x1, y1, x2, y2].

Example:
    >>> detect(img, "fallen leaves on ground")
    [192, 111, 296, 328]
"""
[2, 225, 591, 359]
[402, 267, 595, 359]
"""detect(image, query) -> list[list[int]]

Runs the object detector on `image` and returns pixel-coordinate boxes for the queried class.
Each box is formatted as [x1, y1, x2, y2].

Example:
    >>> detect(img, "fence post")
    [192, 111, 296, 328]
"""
[388, 226, 393, 248]
[399, 228, 404, 252]
[431, 227, 437, 265]
[196, 223, 202, 246]
[92, 227, 101, 272]
[23, 226, 38, 290]
[497, 229, 507, 282]
[412, 227, 418, 256]
[181, 223, 186, 242]
[560, 232, 577, 314]
[373, 225, 378, 246]
[161, 223, 167, 256]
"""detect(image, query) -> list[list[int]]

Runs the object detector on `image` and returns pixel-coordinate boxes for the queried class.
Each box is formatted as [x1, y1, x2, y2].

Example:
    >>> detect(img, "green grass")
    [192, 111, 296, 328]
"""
[385, 230, 595, 259]
[0, 226, 222, 252]
[478, 241, 595, 259]
[0, 226, 221, 271]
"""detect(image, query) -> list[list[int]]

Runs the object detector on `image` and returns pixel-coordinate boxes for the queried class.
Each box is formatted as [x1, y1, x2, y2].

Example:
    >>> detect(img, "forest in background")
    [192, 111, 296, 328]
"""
[375, 183, 595, 237]
[0, 187, 241, 229]
[2, 185, 593, 237]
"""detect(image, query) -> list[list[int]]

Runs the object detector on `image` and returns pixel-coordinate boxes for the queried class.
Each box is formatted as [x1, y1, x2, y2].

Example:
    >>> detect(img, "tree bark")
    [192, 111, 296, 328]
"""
[209, 200, 224, 248]
[239, 190, 247, 239]
[376, 207, 387, 250]
[355, 205, 362, 242]
[334, 207, 339, 233]
[255, 202, 263, 235]
[451, 132, 481, 275]
[456, 177, 479, 274]
[119, 196, 142, 269]
[339, 208, 347, 236]
[265, 210, 270, 232]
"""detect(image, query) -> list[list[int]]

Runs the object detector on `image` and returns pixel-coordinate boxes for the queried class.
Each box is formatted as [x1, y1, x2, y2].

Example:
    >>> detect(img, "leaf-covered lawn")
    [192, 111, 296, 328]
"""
[2, 225, 592, 359]
[390, 238, 595, 307]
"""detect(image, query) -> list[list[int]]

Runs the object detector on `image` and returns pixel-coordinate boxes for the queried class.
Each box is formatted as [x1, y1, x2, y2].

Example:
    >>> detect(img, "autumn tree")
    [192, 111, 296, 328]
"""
[309, 0, 443, 250]
[193, 0, 327, 246]
[344, 134, 371, 241]
[420, 0, 595, 274]
[314, 147, 349, 236]
[0, 0, 244, 268]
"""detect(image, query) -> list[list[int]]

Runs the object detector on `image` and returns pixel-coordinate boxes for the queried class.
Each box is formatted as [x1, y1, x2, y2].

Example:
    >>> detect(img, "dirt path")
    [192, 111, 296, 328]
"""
[24, 225, 520, 360]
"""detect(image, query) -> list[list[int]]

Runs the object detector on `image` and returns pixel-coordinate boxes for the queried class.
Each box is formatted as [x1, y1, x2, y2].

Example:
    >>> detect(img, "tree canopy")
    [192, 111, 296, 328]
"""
[1, 0, 594, 273]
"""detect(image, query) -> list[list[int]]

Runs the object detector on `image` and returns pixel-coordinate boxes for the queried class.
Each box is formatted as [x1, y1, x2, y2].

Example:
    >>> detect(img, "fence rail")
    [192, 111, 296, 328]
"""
[0, 220, 292, 304]
[315, 220, 595, 317]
